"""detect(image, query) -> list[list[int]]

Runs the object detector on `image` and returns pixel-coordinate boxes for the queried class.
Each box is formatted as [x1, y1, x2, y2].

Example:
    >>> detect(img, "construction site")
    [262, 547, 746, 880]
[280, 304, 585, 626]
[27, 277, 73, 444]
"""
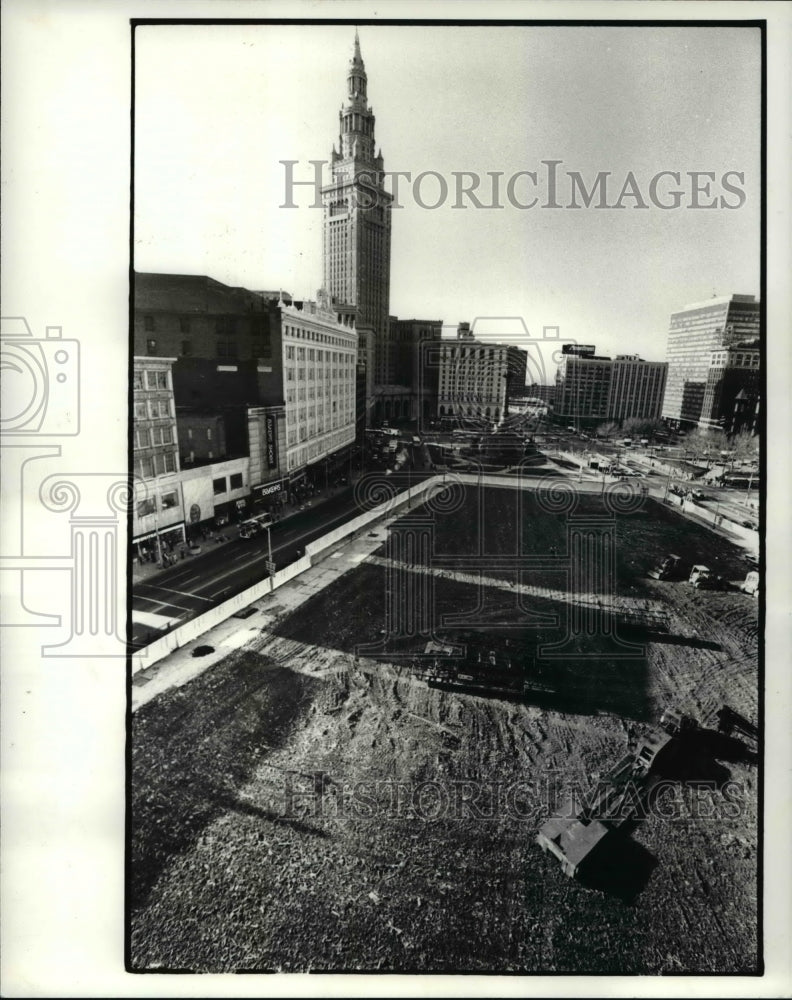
[130, 481, 760, 973]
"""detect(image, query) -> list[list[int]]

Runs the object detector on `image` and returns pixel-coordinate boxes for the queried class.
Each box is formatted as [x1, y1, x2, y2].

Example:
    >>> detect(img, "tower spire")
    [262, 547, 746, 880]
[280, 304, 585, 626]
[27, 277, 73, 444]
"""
[338, 27, 374, 163]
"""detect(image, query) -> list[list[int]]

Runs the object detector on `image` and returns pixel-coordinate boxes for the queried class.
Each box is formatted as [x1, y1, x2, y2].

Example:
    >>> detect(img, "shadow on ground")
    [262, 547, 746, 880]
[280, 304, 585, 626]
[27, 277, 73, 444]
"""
[130, 653, 317, 910]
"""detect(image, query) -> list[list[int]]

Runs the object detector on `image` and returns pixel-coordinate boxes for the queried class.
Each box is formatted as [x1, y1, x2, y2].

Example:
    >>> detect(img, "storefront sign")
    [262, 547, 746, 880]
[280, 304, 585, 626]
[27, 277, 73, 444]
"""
[266, 414, 278, 469]
[253, 480, 283, 500]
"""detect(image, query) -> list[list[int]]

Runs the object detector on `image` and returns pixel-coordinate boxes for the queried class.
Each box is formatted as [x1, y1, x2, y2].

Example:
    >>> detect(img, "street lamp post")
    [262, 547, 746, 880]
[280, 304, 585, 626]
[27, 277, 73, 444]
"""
[266, 523, 274, 571]
[663, 465, 672, 503]
[154, 512, 163, 565]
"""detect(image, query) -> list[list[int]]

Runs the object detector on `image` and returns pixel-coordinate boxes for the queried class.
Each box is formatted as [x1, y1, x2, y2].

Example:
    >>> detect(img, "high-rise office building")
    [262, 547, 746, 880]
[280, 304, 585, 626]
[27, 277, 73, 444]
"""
[661, 294, 760, 426]
[554, 347, 667, 424]
[321, 33, 392, 414]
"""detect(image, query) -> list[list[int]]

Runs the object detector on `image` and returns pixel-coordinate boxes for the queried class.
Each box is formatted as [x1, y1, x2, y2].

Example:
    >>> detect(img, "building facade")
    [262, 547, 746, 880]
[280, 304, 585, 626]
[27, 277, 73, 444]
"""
[321, 33, 392, 409]
[699, 339, 761, 434]
[133, 357, 180, 484]
[280, 293, 358, 478]
[134, 275, 358, 529]
[436, 340, 527, 424]
[607, 355, 668, 422]
[177, 411, 228, 467]
[661, 294, 761, 427]
[134, 272, 278, 361]
[553, 347, 667, 424]
[132, 356, 185, 557]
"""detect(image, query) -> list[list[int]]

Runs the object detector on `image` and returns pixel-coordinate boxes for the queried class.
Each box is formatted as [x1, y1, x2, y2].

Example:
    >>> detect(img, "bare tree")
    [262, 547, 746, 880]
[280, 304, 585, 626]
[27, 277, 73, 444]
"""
[728, 428, 759, 465]
[596, 421, 619, 439]
[622, 417, 662, 439]
[683, 428, 717, 462]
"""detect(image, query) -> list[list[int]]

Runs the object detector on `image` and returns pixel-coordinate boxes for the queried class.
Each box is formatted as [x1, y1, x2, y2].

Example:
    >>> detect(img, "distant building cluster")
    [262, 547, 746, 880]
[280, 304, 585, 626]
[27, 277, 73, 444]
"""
[132, 34, 761, 558]
[551, 293, 762, 435]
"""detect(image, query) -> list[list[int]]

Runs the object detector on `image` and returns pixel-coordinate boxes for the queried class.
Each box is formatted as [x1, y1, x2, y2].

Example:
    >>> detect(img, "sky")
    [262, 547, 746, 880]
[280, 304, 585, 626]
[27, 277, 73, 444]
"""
[134, 23, 761, 376]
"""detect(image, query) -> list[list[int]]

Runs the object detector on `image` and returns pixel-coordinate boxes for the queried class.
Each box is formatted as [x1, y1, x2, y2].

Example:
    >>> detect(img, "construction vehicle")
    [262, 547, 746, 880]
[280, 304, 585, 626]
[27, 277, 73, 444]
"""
[648, 553, 687, 581]
[740, 570, 760, 596]
[688, 564, 716, 589]
[688, 565, 727, 590]
[716, 706, 759, 750]
[659, 708, 699, 736]
[537, 736, 673, 879]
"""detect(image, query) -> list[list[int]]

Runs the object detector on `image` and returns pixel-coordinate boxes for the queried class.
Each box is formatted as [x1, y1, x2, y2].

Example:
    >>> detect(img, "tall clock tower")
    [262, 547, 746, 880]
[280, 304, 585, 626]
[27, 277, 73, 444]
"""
[322, 32, 392, 398]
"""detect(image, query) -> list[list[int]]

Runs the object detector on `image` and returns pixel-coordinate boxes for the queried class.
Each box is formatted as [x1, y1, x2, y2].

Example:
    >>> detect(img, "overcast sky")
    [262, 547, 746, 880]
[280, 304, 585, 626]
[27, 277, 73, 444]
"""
[134, 23, 760, 373]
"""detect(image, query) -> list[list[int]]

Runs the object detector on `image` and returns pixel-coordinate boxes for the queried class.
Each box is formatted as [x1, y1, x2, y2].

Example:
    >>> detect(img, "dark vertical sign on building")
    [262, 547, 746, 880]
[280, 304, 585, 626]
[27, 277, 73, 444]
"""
[266, 414, 278, 469]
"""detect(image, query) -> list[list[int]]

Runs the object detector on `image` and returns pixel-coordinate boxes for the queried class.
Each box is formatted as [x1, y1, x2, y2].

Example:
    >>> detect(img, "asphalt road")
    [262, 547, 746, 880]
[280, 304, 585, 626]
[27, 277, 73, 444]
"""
[131, 487, 364, 646]
[131, 472, 434, 648]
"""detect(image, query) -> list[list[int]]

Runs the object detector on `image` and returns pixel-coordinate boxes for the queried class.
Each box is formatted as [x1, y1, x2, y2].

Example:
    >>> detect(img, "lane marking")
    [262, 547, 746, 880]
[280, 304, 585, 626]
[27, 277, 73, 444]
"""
[132, 594, 197, 614]
[136, 582, 214, 603]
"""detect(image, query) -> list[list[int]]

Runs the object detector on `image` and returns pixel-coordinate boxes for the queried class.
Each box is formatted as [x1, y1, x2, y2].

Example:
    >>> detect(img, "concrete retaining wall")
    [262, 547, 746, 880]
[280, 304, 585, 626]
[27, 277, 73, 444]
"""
[675, 498, 758, 547]
[132, 555, 311, 674]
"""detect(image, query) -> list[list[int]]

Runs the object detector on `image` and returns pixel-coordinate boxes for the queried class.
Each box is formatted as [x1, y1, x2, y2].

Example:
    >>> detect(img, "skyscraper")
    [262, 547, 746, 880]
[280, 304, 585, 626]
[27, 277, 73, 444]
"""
[322, 33, 392, 408]
[661, 294, 760, 427]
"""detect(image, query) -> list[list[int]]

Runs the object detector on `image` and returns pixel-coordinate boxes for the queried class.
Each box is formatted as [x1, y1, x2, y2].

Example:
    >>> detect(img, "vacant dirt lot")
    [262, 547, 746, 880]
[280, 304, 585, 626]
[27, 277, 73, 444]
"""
[130, 487, 759, 973]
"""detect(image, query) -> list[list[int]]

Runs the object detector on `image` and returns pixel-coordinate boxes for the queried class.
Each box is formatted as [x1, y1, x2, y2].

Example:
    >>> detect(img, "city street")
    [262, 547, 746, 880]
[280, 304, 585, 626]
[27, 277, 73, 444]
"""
[131, 472, 433, 647]
[131, 486, 361, 646]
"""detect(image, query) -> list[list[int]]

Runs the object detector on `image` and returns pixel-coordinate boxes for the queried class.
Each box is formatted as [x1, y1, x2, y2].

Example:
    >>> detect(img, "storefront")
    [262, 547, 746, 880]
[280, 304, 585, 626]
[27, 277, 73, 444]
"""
[213, 497, 249, 527]
[252, 479, 287, 514]
[133, 522, 186, 566]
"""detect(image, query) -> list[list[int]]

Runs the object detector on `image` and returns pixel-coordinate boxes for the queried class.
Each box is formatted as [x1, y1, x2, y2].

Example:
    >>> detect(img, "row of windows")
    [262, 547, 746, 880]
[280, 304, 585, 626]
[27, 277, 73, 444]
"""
[134, 399, 171, 420]
[144, 338, 272, 360]
[135, 426, 174, 449]
[184, 426, 215, 440]
[286, 426, 355, 469]
[286, 400, 343, 424]
[285, 346, 352, 363]
[283, 323, 352, 348]
[285, 366, 354, 383]
[133, 369, 169, 391]
[136, 490, 179, 517]
[142, 315, 269, 337]
[213, 472, 244, 495]
[135, 452, 176, 479]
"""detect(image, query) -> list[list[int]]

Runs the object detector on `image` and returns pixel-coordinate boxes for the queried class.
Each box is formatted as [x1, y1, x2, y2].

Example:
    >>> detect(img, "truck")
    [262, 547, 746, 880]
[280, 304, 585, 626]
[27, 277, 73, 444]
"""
[740, 570, 760, 596]
[648, 553, 687, 581]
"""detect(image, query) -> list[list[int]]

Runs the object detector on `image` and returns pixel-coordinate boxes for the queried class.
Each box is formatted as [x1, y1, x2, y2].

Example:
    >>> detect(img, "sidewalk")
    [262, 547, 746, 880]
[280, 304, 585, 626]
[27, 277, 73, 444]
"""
[131, 481, 355, 586]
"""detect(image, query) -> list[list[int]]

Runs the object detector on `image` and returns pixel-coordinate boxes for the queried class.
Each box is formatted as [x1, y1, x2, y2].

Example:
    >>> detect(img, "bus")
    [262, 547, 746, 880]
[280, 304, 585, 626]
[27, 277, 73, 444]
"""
[239, 514, 273, 540]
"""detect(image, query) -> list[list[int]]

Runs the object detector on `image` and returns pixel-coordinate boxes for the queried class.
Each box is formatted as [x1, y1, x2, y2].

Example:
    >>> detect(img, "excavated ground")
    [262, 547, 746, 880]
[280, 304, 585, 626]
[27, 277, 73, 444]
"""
[130, 489, 759, 973]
